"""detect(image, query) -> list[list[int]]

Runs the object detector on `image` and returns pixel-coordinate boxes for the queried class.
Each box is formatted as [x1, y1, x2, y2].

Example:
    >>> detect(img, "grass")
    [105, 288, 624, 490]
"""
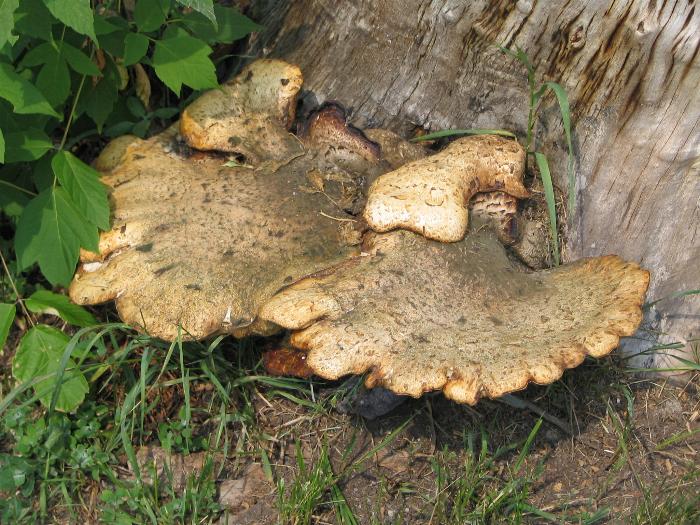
[0, 325, 311, 523]
[426, 422, 546, 524]
[628, 470, 700, 525]
[0, 322, 698, 523]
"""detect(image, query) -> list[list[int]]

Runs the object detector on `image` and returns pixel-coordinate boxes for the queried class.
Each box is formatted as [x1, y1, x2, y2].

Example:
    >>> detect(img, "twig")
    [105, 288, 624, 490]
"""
[319, 211, 357, 222]
[498, 394, 573, 435]
[0, 250, 35, 326]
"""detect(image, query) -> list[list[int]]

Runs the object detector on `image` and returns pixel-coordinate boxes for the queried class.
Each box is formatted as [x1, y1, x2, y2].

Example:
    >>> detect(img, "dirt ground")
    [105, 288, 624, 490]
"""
[206, 356, 699, 524]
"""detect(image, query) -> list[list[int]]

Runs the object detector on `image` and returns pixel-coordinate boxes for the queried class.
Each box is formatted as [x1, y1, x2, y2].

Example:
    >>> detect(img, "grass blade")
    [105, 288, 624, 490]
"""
[514, 418, 542, 473]
[656, 427, 700, 450]
[644, 289, 700, 309]
[533, 152, 560, 265]
[540, 82, 575, 217]
[410, 128, 517, 142]
[331, 482, 359, 525]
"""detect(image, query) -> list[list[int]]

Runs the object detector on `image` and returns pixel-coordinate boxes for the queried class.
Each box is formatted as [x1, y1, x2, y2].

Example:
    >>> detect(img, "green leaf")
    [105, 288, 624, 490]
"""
[152, 30, 217, 95]
[3, 128, 52, 162]
[214, 5, 261, 43]
[0, 0, 19, 49]
[0, 454, 32, 492]
[134, 0, 170, 33]
[94, 15, 128, 56]
[32, 153, 53, 190]
[94, 14, 122, 35]
[0, 63, 60, 117]
[19, 42, 71, 106]
[0, 302, 15, 349]
[152, 106, 178, 119]
[52, 150, 109, 230]
[126, 95, 146, 118]
[534, 152, 560, 266]
[177, 0, 215, 26]
[123, 32, 149, 66]
[131, 118, 150, 137]
[25, 290, 96, 327]
[36, 52, 70, 107]
[61, 42, 100, 75]
[12, 325, 88, 411]
[43, 0, 97, 42]
[81, 58, 119, 131]
[14, 187, 98, 285]
[19, 41, 55, 67]
[0, 181, 29, 216]
[183, 5, 261, 44]
[13, 0, 54, 41]
[0, 126, 4, 162]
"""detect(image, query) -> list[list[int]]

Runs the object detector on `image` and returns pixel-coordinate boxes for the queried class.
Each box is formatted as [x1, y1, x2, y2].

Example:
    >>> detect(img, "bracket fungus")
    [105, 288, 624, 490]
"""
[69, 58, 650, 405]
[69, 65, 382, 341]
[363, 134, 529, 242]
[179, 59, 305, 166]
[259, 229, 649, 404]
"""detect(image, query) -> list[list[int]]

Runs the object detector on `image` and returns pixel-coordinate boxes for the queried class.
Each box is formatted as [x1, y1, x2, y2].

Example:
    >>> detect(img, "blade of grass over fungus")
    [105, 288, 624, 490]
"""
[501, 46, 576, 219]
[410, 128, 517, 142]
[534, 152, 560, 265]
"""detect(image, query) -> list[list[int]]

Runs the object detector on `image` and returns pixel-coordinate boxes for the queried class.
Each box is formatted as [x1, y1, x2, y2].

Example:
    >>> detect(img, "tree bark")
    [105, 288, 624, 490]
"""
[245, 0, 700, 368]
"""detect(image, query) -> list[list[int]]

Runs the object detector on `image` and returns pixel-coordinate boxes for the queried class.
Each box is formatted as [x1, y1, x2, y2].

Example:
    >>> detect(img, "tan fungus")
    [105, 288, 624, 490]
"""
[364, 135, 528, 242]
[69, 66, 383, 341]
[69, 60, 650, 406]
[259, 229, 649, 404]
[179, 59, 304, 165]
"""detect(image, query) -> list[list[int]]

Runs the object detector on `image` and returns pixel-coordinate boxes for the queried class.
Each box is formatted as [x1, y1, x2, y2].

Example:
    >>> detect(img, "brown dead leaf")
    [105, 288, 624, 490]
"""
[376, 448, 411, 474]
[218, 463, 271, 511]
[133, 63, 151, 110]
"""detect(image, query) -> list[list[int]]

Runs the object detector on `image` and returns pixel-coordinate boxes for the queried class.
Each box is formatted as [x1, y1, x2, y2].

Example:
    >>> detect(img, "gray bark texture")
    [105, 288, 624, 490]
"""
[244, 0, 699, 368]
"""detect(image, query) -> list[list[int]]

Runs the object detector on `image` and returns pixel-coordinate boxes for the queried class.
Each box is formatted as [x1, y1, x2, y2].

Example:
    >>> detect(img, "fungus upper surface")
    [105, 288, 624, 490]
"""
[259, 229, 650, 404]
[180, 59, 305, 166]
[364, 135, 528, 242]
[69, 63, 382, 341]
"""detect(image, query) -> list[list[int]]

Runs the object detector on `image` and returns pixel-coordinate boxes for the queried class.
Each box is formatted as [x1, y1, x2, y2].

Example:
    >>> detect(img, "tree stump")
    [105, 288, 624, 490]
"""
[244, 0, 699, 368]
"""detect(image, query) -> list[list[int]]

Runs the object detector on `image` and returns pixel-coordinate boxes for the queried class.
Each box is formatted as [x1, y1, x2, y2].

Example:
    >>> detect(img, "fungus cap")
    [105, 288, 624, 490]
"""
[69, 62, 382, 341]
[363, 135, 528, 242]
[259, 229, 649, 404]
[180, 59, 304, 164]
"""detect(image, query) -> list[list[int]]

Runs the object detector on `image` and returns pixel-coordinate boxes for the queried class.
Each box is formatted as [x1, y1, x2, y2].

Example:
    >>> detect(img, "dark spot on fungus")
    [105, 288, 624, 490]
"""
[231, 317, 253, 328]
[154, 263, 177, 276]
[185, 284, 202, 291]
[135, 243, 153, 252]
[280, 78, 289, 86]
